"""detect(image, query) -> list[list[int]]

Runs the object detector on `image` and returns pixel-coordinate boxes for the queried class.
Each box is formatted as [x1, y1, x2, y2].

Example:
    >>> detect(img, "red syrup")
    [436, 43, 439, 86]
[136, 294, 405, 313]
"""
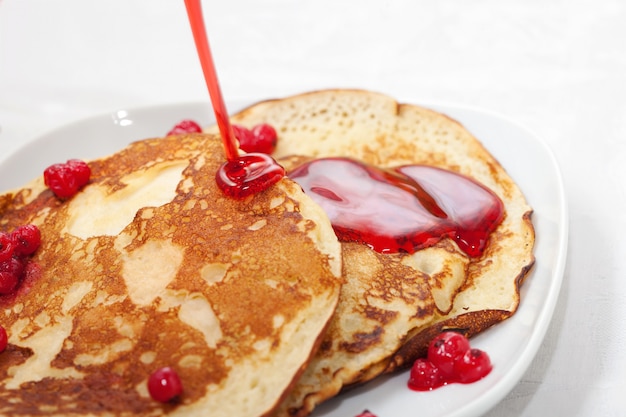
[184, 0, 284, 199]
[288, 158, 504, 257]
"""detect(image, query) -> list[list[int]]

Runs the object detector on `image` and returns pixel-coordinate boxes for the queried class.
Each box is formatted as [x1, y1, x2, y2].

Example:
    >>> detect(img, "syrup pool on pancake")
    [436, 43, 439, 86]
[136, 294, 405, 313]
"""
[288, 157, 504, 257]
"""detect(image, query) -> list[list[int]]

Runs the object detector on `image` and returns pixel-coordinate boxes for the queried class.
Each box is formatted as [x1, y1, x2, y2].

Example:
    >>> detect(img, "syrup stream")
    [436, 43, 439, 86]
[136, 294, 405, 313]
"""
[184, 0, 239, 161]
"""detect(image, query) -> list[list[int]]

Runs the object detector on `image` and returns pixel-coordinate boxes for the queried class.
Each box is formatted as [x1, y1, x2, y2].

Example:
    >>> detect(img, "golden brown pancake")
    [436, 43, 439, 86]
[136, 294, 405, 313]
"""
[0, 133, 342, 417]
[211, 89, 535, 417]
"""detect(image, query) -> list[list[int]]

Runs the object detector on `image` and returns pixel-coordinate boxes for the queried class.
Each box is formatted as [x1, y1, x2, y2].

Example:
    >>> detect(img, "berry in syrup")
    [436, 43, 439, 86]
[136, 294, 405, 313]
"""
[148, 367, 183, 403]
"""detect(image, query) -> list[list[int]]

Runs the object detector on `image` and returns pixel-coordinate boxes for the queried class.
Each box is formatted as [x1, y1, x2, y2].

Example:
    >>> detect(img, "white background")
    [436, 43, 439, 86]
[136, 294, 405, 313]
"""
[1, 1, 625, 416]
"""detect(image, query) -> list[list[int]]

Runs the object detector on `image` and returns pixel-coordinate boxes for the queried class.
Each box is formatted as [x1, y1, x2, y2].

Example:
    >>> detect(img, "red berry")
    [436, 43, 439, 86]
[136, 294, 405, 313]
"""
[0, 326, 7, 353]
[232, 124, 255, 151]
[407, 358, 444, 391]
[0, 257, 25, 295]
[0, 271, 18, 295]
[354, 411, 378, 417]
[453, 348, 492, 383]
[427, 331, 471, 377]
[44, 160, 90, 199]
[167, 119, 202, 135]
[66, 159, 92, 186]
[233, 123, 278, 154]
[251, 123, 278, 154]
[0, 232, 15, 263]
[11, 224, 41, 256]
[148, 367, 183, 403]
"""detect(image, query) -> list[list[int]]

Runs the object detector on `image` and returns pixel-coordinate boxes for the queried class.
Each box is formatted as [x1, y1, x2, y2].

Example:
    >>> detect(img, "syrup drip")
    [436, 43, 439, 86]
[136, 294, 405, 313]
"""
[184, 0, 284, 198]
[289, 158, 504, 257]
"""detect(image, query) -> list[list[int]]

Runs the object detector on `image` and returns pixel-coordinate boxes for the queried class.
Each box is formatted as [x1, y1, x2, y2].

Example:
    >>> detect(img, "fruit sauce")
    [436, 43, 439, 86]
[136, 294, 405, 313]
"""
[289, 158, 504, 257]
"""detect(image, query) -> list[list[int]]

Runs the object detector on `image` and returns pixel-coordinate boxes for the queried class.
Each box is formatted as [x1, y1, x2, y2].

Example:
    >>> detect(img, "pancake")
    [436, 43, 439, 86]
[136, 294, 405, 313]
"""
[212, 89, 535, 416]
[0, 133, 343, 417]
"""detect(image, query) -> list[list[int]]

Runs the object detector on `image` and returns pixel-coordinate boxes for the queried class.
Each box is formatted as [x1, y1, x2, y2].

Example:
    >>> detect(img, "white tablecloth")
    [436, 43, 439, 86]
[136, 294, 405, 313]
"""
[1, 1, 625, 416]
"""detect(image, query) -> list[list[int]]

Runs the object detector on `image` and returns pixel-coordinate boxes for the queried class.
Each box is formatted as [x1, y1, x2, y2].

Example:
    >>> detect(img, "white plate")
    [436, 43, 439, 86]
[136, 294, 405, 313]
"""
[0, 101, 568, 417]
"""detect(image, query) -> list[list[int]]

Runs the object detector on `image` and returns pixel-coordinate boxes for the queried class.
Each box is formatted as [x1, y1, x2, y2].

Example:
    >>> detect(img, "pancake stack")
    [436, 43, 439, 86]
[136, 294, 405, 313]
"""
[0, 89, 535, 417]
[209, 89, 535, 417]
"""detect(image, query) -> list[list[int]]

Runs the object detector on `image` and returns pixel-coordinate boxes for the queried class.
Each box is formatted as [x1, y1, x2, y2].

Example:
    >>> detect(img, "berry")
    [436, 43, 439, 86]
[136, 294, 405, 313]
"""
[354, 411, 377, 417]
[0, 232, 15, 263]
[407, 331, 493, 392]
[0, 269, 19, 295]
[66, 159, 91, 186]
[148, 367, 183, 403]
[11, 224, 41, 256]
[232, 124, 256, 151]
[427, 331, 470, 377]
[251, 123, 278, 154]
[167, 119, 202, 136]
[0, 326, 7, 353]
[44, 160, 91, 199]
[453, 348, 492, 383]
[0, 257, 25, 295]
[408, 358, 444, 391]
[233, 123, 278, 154]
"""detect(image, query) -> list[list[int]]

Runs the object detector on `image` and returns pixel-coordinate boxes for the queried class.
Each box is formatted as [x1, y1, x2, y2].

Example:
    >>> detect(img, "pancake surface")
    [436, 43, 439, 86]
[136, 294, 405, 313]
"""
[212, 89, 535, 416]
[0, 133, 342, 417]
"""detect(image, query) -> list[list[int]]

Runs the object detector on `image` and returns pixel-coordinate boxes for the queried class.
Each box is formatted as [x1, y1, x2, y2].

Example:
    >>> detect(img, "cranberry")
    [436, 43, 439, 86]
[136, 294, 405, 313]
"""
[0, 270, 18, 295]
[11, 224, 41, 257]
[354, 411, 378, 417]
[408, 358, 445, 391]
[0, 326, 7, 353]
[251, 123, 278, 154]
[0, 257, 25, 295]
[232, 124, 255, 151]
[44, 159, 91, 199]
[148, 367, 183, 403]
[0, 232, 15, 263]
[167, 119, 202, 136]
[427, 331, 471, 377]
[453, 348, 492, 383]
[66, 159, 91, 186]
[407, 331, 493, 391]
[233, 123, 278, 154]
